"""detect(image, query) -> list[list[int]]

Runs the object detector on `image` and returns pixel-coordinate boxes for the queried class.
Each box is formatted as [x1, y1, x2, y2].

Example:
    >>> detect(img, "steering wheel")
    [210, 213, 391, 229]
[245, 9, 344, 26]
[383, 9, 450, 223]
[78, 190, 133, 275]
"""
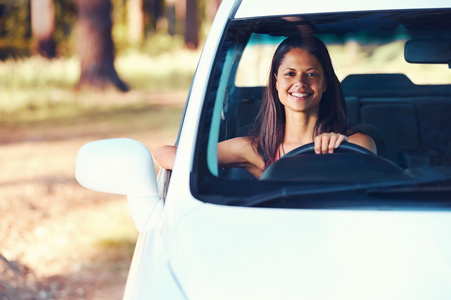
[283, 142, 374, 158]
[260, 142, 374, 181]
[259, 142, 407, 182]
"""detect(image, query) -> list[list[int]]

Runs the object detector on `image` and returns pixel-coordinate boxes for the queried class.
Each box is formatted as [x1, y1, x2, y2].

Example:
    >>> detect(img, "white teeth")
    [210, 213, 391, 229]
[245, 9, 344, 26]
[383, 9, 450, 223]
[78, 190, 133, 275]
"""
[291, 92, 309, 97]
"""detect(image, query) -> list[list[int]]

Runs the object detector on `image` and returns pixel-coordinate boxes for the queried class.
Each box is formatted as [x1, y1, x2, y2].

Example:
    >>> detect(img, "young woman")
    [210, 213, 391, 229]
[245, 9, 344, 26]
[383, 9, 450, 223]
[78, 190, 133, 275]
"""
[155, 36, 376, 178]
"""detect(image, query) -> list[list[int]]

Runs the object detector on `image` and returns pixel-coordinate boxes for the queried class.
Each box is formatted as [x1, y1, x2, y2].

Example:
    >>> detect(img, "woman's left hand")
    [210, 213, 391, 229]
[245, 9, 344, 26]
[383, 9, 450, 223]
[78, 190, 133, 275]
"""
[314, 133, 348, 154]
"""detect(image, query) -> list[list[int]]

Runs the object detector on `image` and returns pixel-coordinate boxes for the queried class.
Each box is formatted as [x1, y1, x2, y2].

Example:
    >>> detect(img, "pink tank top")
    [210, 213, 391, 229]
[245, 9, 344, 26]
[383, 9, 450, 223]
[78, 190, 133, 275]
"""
[274, 147, 280, 162]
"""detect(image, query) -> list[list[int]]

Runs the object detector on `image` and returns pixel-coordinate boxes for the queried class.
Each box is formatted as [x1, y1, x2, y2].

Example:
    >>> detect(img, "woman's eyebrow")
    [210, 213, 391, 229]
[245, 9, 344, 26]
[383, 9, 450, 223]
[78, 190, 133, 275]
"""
[282, 67, 320, 71]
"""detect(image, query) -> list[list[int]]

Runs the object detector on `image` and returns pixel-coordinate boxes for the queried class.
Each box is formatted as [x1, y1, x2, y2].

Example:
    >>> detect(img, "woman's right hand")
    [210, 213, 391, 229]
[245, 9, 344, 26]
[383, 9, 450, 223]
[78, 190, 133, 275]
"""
[314, 133, 348, 154]
[154, 145, 177, 170]
[314, 132, 377, 154]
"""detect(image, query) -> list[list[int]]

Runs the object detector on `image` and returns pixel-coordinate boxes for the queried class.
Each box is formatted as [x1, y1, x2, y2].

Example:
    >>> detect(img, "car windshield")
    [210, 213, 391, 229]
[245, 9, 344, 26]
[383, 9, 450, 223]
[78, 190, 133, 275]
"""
[191, 9, 451, 209]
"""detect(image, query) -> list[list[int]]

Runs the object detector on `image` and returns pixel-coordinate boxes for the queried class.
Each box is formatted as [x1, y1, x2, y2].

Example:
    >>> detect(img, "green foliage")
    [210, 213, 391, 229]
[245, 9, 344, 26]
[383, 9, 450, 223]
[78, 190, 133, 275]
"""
[0, 50, 198, 123]
[0, 0, 212, 59]
[0, 0, 31, 59]
[93, 207, 137, 260]
[140, 33, 185, 56]
[53, 0, 77, 57]
[110, 0, 128, 52]
[0, 0, 77, 59]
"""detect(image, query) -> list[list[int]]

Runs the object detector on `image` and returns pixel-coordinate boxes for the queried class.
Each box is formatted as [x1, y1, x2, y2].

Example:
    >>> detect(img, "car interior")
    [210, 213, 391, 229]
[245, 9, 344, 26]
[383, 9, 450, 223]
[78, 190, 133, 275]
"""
[222, 72, 451, 170]
[191, 8, 451, 206]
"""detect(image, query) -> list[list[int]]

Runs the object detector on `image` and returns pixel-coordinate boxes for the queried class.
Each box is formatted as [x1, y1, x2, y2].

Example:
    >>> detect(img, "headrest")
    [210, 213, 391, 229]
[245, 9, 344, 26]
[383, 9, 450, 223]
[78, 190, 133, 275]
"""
[341, 73, 413, 90]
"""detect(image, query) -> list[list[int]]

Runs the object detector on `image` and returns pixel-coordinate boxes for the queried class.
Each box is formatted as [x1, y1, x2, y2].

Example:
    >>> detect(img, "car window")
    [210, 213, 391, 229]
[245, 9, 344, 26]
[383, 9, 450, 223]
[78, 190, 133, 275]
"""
[191, 9, 451, 209]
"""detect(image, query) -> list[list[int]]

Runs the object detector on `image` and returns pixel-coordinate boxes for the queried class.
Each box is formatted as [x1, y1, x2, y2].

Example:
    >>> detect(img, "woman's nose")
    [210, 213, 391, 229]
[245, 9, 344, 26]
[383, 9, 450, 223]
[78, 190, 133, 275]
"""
[294, 76, 307, 87]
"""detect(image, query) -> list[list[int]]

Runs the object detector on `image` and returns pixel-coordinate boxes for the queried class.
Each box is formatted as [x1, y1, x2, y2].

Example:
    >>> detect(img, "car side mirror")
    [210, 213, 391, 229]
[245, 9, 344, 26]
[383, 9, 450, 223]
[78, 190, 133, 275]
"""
[75, 138, 161, 232]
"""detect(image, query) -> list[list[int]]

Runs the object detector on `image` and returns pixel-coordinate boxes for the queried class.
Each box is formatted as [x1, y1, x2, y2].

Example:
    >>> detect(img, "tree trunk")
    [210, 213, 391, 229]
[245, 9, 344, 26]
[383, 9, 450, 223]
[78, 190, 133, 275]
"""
[146, 0, 162, 30]
[31, 0, 56, 58]
[128, 0, 144, 45]
[164, 0, 177, 36]
[185, 0, 199, 49]
[75, 0, 128, 91]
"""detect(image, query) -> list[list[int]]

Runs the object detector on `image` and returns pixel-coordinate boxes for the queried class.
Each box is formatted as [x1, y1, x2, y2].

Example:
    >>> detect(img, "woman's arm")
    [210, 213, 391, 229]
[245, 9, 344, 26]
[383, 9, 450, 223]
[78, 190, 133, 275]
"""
[217, 137, 258, 167]
[218, 137, 265, 177]
[154, 138, 260, 169]
[155, 138, 264, 175]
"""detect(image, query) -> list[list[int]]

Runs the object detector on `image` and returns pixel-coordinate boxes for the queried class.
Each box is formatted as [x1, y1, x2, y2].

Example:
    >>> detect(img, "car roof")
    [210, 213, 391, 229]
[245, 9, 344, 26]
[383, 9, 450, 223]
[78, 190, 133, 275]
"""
[234, 0, 451, 19]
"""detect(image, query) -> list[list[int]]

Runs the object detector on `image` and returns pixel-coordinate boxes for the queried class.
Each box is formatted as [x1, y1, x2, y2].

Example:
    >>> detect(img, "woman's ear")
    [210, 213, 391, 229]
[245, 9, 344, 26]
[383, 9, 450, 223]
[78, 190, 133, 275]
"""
[274, 74, 279, 91]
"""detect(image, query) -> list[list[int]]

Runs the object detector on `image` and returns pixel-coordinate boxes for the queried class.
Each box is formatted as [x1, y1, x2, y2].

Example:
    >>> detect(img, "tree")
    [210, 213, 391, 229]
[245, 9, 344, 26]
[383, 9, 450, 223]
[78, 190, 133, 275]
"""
[164, 0, 177, 36]
[145, 0, 162, 31]
[168, 0, 199, 49]
[75, 0, 128, 91]
[184, 0, 199, 49]
[31, 0, 56, 58]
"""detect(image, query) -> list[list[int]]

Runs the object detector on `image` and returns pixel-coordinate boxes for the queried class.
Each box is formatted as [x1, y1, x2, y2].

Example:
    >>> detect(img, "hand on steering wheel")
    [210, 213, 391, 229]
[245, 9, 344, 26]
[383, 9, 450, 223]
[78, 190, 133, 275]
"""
[283, 141, 375, 158]
[313, 133, 347, 154]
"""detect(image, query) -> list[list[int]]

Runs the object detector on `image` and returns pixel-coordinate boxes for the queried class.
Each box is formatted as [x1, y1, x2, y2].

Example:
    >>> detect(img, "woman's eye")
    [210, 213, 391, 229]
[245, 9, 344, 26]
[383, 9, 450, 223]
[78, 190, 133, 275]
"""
[285, 72, 295, 76]
[307, 73, 318, 77]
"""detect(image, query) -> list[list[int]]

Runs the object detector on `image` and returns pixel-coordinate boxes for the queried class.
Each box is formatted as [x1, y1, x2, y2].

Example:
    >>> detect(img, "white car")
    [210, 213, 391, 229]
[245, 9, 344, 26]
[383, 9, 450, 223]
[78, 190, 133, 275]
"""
[76, 0, 451, 299]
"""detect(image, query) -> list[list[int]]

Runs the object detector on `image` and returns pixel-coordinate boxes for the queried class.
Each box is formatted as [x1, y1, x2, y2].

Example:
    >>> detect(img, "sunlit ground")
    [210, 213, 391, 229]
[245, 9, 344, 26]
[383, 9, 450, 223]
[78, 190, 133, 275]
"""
[0, 50, 198, 299]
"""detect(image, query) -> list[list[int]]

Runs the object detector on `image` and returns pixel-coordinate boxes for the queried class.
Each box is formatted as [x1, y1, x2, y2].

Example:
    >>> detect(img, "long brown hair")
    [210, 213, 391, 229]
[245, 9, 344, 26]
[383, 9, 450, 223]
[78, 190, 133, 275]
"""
[251, 35, 347, 168]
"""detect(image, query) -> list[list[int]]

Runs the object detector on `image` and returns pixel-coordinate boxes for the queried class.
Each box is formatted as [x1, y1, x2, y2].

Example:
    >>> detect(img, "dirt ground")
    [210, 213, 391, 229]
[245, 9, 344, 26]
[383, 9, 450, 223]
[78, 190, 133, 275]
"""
[0, 91, 186, 299]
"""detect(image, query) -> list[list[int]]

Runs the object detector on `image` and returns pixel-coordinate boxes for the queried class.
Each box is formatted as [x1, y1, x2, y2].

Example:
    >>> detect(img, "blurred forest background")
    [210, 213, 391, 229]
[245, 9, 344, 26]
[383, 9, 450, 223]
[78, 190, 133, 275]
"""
[0, 0, 219, 299]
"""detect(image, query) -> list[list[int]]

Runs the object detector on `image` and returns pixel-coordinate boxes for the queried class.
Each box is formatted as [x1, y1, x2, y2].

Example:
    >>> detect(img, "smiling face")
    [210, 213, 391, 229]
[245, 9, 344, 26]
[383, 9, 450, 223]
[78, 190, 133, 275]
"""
[275, 48, 327, 116]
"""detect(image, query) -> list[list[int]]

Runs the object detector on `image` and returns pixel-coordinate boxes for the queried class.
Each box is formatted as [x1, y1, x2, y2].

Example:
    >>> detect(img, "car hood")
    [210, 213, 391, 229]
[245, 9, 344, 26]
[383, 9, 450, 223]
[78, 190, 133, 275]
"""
[167, 203, 451, 299]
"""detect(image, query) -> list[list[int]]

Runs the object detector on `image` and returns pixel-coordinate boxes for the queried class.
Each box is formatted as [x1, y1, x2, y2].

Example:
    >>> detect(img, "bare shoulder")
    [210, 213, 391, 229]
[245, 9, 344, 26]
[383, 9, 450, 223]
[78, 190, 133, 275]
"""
[348, 132, 377, 154]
